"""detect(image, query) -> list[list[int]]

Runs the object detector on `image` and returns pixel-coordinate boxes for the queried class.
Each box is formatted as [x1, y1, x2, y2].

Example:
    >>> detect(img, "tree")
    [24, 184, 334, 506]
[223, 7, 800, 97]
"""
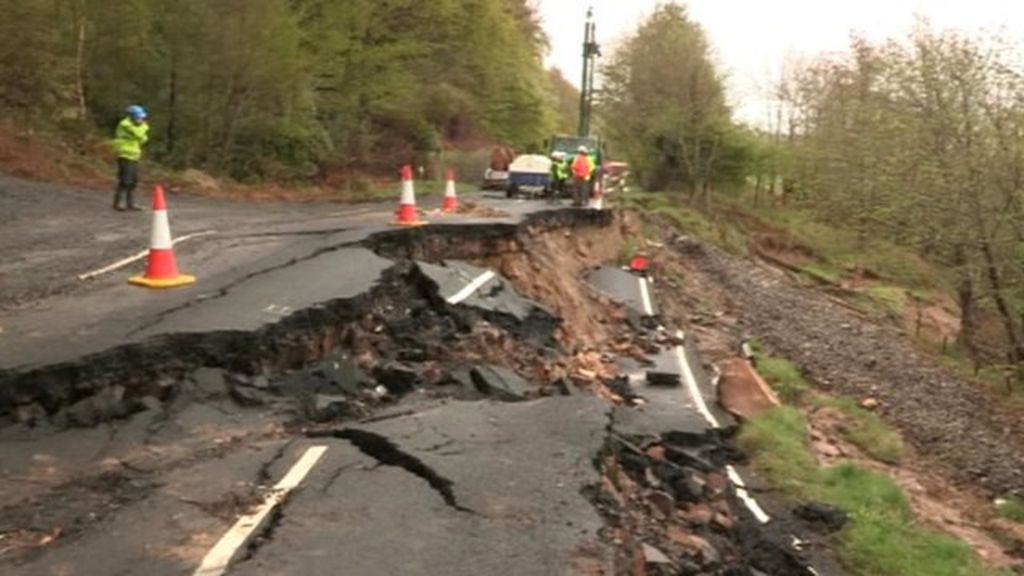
[0, 0, 558, 180]
[777, 24, 1024, 377]
[600, 3, 732, 197]
[0, 0, 74, 123]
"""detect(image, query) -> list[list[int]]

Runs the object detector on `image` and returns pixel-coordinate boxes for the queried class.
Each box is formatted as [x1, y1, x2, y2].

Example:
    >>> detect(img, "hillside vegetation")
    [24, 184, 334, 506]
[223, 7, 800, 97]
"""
[0, 0, 575, 182]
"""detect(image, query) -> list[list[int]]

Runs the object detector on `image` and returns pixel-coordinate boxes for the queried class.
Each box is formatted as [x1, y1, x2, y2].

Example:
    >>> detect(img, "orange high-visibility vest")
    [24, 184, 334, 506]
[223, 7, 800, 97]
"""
[572, 153, 593, 181]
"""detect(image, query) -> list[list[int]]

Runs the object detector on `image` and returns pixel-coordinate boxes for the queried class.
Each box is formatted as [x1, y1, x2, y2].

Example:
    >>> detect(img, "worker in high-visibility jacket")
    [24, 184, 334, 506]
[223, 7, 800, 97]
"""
[549, 151, 569, 200]
[112, 105, 150, 211]
[571, 145, 596, 207]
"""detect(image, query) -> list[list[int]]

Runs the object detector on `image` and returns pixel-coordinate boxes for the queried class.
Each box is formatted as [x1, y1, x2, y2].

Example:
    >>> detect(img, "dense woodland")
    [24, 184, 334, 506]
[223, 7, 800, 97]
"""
[0, 0, 577, 180]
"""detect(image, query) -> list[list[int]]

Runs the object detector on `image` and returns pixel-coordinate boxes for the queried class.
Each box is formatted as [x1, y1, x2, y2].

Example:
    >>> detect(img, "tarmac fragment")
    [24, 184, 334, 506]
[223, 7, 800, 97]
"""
[645, 370, 680, 387]
[65, 386, 128, 427]
[469, 365, 530, 401]
[591, 421, 822, 575]
[373, 362, 420, 395]
[303, 394, 361, 422]
[193, 368, 229, 398]
[793, 503, 848, 533]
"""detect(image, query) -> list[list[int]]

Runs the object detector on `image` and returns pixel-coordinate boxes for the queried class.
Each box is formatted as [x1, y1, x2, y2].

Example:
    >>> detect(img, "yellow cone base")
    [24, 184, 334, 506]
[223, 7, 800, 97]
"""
[391, 220, 429, 227]
[128, 274, 197, 289]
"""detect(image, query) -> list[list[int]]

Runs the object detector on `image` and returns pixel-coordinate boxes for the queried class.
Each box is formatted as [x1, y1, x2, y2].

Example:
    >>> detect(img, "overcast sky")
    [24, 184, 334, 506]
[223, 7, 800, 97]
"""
[538, 0, 1021, 124]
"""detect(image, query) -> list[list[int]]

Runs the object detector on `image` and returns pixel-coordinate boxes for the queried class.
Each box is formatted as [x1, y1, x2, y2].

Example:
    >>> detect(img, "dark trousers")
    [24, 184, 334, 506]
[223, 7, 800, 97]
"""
[548, 178, 565, 201]
[113, 158, 139, 208]
[573, 178, 591, 207]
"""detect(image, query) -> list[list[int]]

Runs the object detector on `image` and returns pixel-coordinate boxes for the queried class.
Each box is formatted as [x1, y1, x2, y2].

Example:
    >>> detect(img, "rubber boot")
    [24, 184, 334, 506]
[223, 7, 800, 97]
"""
[113, 188, 125, 211]
[126, 188, 142, 211]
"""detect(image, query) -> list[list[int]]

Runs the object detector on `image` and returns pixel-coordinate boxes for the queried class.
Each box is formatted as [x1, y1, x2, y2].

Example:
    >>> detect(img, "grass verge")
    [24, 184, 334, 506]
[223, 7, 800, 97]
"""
[996, 497, 1024, 523]
[755, 354, 810, 403]
[619, 189, 749, 254]
[752, 346, 904, 463]
[811, 396, 905, 464]
[739, 407, 1001, 576]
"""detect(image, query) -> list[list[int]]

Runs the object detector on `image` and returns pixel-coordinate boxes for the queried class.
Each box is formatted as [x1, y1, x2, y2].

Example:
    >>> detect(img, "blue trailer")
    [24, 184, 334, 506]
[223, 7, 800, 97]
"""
[506, 154, 552, 198]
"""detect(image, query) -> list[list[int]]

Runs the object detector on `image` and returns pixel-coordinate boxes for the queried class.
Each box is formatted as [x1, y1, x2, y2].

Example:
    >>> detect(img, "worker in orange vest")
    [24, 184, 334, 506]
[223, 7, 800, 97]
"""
[571, 145, 595, 207]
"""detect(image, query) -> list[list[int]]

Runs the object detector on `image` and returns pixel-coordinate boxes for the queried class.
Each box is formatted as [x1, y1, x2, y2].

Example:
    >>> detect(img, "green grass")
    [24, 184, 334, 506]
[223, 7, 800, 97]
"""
[751, 347, 903, 463]
[621, 189, 748, 254]
[802, 261, 843, 283]
[754, 354, 810, 403]
[739, 408, 1002, 576]
[812, 396, 905, 464]
[996, 497, 1024, 522]
[864, 284, 910, 315]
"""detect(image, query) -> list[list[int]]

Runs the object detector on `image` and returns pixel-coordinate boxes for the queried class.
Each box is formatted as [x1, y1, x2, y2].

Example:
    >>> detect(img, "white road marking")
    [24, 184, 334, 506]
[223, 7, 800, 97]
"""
[672, 330, 770, 524]
[262, 304, 293, 316]
[77, 231, 216, 281]
[638, 277, 654, 316]
[446, 270, 496, 305]
[673, 330, 721, 429]
[727, 465, 772, 523]
[193, 445, 328, 576]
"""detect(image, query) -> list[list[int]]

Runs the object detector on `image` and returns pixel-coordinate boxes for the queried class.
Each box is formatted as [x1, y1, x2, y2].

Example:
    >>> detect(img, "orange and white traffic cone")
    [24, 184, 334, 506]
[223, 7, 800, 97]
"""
[128, 186, 196, 288]
[393, 165, 427, 226]
[442, 167, 458, 213]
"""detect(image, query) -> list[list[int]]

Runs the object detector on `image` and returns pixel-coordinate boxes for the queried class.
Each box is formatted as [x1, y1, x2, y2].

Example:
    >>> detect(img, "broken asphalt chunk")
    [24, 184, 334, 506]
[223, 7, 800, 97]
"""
[192, 367, 228, 397]
[304, 394, 360, 422]
[469, 365, 530, 401]
[228, 384, 270, 407]
[373, 362, 420, 395]
[793, 502, 848, 533]
[66, 385, 128, 426]
[646, 370, 681, 387]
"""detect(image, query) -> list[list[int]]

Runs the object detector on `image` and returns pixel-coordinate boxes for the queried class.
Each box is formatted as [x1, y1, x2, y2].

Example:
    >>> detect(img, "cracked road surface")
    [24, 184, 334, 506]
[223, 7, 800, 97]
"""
[3, 397, 610, 576]
[0, 177, 812, 575]
[249, 398, 608, 576]
[0, 177, 549, 372]
[0, 177, 620, 575]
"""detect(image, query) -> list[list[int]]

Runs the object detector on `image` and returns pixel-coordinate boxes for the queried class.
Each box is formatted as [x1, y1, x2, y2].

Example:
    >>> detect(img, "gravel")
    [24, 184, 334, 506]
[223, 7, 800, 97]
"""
[678, 238, 1024, 496]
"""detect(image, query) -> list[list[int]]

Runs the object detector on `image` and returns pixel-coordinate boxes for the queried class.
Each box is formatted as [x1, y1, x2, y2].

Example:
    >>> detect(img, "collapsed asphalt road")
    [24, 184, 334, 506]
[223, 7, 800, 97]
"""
[0, 178, 840, 575]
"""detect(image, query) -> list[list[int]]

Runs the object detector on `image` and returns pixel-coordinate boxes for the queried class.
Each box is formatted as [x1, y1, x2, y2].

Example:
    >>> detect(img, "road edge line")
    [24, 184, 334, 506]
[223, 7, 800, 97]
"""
[673, 330, 770, 524]
[193, 445, 328, 576]
[78, 230, 216, 281]
[638, 277, 655, 316]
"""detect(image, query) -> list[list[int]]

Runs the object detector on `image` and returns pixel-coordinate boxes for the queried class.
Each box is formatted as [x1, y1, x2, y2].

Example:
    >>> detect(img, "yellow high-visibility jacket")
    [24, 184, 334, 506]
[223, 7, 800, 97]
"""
[113, 117, 149, 161]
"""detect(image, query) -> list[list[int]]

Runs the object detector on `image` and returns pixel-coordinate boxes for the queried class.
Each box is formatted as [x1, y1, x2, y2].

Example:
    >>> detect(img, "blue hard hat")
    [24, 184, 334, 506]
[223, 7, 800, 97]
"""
[126, 105, 147, 120]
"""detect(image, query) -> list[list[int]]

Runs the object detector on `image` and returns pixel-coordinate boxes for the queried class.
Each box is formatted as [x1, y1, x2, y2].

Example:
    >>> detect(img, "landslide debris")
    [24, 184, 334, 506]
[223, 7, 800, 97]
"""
[590, 429, 819, 576]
